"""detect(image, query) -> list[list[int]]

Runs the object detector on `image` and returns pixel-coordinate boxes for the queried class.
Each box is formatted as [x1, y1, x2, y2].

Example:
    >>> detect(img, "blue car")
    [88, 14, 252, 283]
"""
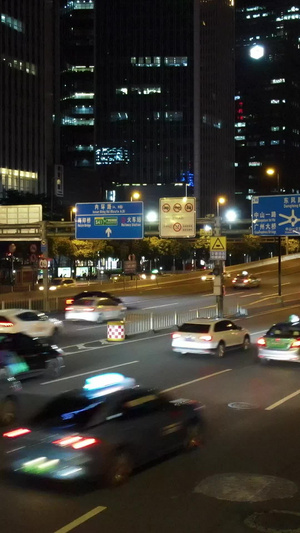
[3, 373, 205, 486]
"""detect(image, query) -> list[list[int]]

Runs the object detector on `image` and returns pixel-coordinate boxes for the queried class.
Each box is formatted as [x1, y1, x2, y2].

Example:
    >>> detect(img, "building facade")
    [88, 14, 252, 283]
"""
[0, 0, 53, 197]
[235, 1, 300, 214]
[58, 0, 234, 217]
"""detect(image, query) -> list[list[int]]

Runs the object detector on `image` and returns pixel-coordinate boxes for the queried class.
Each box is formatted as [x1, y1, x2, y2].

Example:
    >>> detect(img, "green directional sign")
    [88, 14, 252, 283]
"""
[94, 217, 118, 226]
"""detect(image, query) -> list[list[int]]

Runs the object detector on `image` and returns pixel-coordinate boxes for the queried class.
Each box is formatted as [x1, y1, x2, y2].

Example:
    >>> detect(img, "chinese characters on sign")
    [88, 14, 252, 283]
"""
[159, 197, 196, 238]
[75, 202, 144, 240]
[252, 195, 300, 237]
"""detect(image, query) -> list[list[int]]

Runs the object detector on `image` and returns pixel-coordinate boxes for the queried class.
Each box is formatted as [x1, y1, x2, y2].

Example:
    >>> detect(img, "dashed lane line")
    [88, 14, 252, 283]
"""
[265, 389, 300, 411]
[162, 369, 232, 393]
[54, 506, 106, 533]
[41, 360, 139, 385]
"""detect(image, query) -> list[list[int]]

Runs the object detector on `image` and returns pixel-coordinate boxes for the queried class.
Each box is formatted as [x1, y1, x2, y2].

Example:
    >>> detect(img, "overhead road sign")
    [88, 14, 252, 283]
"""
[159, 197, 196, 238]
[75, 202, 144, 240]
[252, 195, 300, 236]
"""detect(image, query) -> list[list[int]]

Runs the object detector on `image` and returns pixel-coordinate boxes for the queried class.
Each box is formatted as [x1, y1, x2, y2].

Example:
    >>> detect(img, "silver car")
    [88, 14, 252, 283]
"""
[172, 319, 251, 358]
[232, 272, 260, 289]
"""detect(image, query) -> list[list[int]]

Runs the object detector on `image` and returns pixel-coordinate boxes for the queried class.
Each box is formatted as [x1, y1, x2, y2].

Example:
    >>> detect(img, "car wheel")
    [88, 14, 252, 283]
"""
[105, 450, 133, 487]
[96, 314, 103, 324]
[46, 358, 62, 379]
[260, 358, 270, 365]
[216, 341, 225, 358]
[0, 397, 17, 426]
[243, 335, 251, 350]
[184, 422, 204, 451]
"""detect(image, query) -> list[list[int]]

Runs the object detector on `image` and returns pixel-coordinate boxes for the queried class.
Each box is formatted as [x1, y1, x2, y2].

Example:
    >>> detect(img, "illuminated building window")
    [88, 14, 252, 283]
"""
[2, 56, 36, 75]
[62, 92, 94, 101]
[259, 141, 265, 146]
[164, 57, 188, 66]
[235, 136, 245, 140]
[235, 122, 246, 127]
[131, 56, 161, 67]
[64, 65, 94, 73]
[61, 116, 94, 125]
[63, 1, 94, 12]
[110, 112, 128, 121]
[271, 99, 280, 104]
[74, 145, 94, 151]
[165, 111, 183, 121]
[234, 162, 239, 167]
[116, 88, 128, 95]
[1, 13, 24, 32]
[95, 147, 130, 165]
[271, 78, 285, 84]
[271, 126, 280, 131]
[72, 106, 94, 114]
[248, 162, 262, 166]
[271, 140, 280, 145]
[131, 86, 161, 95]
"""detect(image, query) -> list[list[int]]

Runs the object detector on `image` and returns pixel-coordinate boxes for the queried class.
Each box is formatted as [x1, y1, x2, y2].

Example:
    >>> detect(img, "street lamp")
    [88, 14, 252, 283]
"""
[266, 167, 280, 192]
[131, 191, 141, 201]
[146, 211, 158, 222]
[216, 196, 226, 217]
[225, 209, 238, 223]
[70, 207, 76, 221]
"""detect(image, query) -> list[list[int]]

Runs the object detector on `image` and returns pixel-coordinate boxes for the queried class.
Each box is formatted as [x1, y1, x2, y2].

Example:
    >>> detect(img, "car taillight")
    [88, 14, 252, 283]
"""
[3, 428, 31, 438]
[65, 307, 74, 311]
[172, 333, 181, 339]
[232, 279, 236, 283]
[291, 339, 300, 348]
[0, 321, 14, 327]
[257, 337, 266, 346]
[53, 435, 99, 449]
[200, 335, 212, 341]
[65, 298, 74, 305]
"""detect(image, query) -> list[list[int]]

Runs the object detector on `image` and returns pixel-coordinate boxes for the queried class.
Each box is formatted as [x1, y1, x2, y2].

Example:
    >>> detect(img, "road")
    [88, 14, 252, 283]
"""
[2, 258, 300, 533]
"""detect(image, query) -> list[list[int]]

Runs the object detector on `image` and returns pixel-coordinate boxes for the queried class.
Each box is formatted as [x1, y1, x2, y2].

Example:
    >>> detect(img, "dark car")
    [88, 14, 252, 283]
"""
[0, 375, 21, 426]
[0, 333, 64, 380]
[3, 373, 205, 486]
[65, 291, 123, 306]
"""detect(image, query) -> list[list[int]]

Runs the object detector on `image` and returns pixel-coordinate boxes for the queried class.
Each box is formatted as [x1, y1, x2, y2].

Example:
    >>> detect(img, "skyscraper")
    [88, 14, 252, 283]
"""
[0, 0, 54, 197]
[59, 0, 235, 216]
[235, 1, 300, 213]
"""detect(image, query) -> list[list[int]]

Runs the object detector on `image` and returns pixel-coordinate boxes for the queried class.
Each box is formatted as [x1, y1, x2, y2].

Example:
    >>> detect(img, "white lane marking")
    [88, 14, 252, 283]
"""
[54, 506, 106, 533]
[60, 331, 173, 352]
[142, 303, 179, 310]
[265, 389, 300, 411]
[41, 360, 139, 385]
[273, 282, 291, 287]
[240, 292, 262, 298]
[162, 369, 232, 393]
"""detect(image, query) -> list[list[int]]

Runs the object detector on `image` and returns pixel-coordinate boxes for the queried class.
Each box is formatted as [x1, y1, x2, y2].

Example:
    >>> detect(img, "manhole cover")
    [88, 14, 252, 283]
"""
[245, 510, 300, 532]
[228, 402, 257, 410]
[194, 474, 297, 502]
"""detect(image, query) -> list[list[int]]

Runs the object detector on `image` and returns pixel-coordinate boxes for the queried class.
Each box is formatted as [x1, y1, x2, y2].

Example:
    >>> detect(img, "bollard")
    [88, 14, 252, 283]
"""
[107, 321, 125, 342]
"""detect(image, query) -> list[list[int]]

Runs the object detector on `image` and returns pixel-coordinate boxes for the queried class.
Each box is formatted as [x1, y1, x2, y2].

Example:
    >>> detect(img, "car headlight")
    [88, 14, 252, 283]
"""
[141, 274, 146, 279]
[151, 274, 156, 280]
[201, 276, 206, 281]
[49, 286, 57, 291]
[39, 286, 44, 291]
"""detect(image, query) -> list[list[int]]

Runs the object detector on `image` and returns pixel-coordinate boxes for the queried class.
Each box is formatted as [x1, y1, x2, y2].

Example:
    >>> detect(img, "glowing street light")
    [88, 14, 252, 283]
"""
[216, 196, 226, 217]
[266, 167, 280, 192]
[131, 191, 141, 201]
[249, 44, 265, 60]
[146, 211, 158, 222]
[225, 209, 238, 223]
[70, 207, 76, 221]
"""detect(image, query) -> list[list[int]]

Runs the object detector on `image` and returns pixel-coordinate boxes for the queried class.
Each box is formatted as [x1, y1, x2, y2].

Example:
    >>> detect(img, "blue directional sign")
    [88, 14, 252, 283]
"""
[252, 195, 300, 236]
[75, 202, 144, 240]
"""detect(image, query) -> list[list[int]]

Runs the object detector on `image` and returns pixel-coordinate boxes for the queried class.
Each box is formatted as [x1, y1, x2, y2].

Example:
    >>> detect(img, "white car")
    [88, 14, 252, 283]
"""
[65, 297, 126, 323]
[171, 318, 250, 357]
[0, 310, 63, 339]
[201, 271, 231, 281]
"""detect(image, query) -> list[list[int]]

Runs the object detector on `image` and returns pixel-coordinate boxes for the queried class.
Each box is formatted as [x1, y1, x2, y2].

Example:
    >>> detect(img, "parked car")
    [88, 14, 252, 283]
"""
[0, 310, 63, 339]
[172, 318, 251, 357]
[65, 297, 126, 323]
[232, 271, 260, 289]
[0, 333, 64, 380]
[39, 278, 76, 291]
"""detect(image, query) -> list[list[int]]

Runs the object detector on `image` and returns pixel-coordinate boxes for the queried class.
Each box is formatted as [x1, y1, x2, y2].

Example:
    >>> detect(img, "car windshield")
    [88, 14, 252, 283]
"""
[51, 279, 63, 286]
[32, 392, 106, 429]
[267, 323, 300, 338]
[178, 323, 210, 333]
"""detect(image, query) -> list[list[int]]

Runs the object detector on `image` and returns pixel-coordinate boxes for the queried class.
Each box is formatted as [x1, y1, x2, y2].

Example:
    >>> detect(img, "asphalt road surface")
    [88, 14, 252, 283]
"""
[2, 258, 300, 533]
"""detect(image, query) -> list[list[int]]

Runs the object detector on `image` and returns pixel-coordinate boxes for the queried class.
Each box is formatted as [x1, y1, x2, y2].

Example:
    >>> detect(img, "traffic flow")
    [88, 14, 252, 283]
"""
[1, 257, 300, 533]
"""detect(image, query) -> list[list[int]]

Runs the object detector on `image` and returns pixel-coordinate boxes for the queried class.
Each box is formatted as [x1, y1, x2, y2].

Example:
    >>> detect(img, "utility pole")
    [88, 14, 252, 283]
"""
[213, 216, 225, 318]
[41, 221, 49, 312]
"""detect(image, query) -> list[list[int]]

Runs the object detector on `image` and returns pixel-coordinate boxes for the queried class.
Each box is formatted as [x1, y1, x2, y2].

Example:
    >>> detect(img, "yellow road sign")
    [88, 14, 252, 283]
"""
[210, 236, 227, 252]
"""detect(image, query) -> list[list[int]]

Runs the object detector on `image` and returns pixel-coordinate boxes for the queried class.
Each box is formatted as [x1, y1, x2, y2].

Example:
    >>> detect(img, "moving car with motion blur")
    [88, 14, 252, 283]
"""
[65, 296, 126, 323]
[39, 278, 77, 291]
[172, 318, 251, 357]
[232, 271, 260, 289]
[257, 315, 300, 364]
[65, 291, 123, 307]
[0, 310, 63, 339]
[201, 270, 231, 281]
[3, 373, 205, 486]
[0, 375, 21, 426]
[0, 333, 64, 380]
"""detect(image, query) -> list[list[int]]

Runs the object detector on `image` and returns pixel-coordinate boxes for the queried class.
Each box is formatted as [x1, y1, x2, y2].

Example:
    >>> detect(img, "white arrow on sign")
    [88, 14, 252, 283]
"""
[105, 227, 112, 238]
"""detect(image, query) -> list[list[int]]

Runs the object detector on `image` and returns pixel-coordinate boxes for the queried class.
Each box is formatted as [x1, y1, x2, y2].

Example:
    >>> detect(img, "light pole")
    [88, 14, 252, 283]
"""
[266, 167, 280, 192]
[70, 207, 76, 221]
[214, 197, 226, 318]
[131, 191, 141, 202]
[216, 196, 226, 218]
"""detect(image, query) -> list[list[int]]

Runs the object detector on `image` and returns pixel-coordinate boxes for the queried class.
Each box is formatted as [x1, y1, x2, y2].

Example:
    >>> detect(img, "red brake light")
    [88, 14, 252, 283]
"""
[3, 428, 31, 438]
[53, 435, 99, 449]
[65, 306, 74, 311]
[291, 339, 300, 348]
[172, 333, 180, 339]
[0, 321, 14, 327]
[257, 337, 266, 346]
[243, 279, 249, 284]
[200, 335, 212, 341]
[65, 298, 74, 305]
